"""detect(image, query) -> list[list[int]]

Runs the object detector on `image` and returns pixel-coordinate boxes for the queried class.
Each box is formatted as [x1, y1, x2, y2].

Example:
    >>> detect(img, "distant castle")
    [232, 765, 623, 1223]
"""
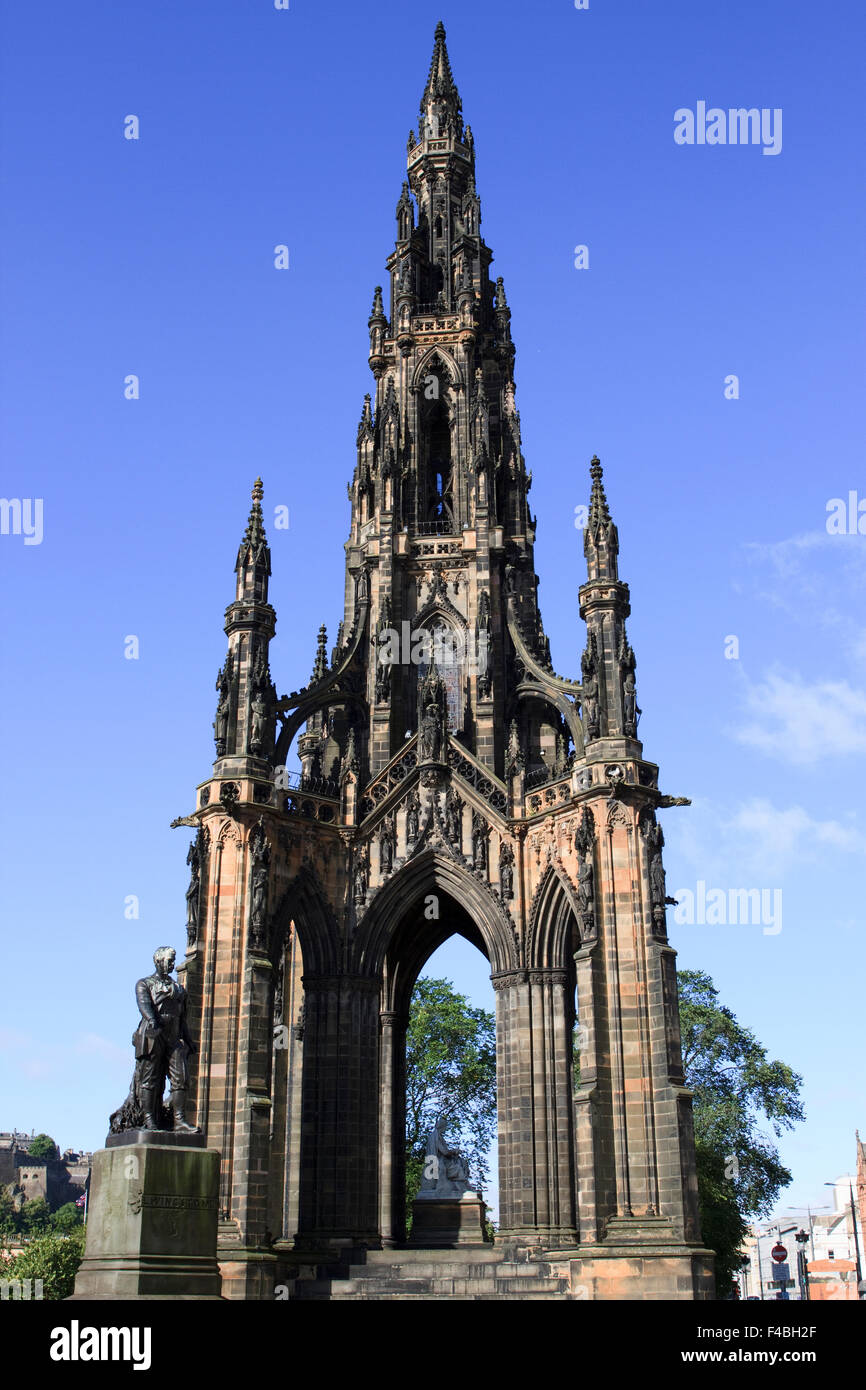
[0, 1132, 91, 1210]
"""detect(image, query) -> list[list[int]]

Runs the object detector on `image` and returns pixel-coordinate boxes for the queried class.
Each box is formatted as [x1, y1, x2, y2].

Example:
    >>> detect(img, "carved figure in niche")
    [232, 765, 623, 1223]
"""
[353, 849, 369, 905]
[406, 794, 420, 843]
[623, 672, 640, 737]
[249, 690, 267, 754]
[185, 835, 203, 948]
[499, 841, 514, 899]
[577, 855, 596, 942]
[213, 656, 233, 755]
[445, 791, 462, 846]
[379, 816, 395, 875]
[420, 700, 443, 762]
[249, 820, 271, 949]
[471, 812, 488, 871]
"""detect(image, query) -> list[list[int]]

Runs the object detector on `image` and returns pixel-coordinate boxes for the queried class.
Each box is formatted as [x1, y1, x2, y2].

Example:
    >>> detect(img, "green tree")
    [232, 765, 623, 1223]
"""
[678, 968, 805, 1295]
[0, 1229, 85, 1300]
[26, 1134, 58, 1160]
[405, 977, 496, 1215]
[50, 1202, 84, 1234]
[21, 1196, 51, 1234]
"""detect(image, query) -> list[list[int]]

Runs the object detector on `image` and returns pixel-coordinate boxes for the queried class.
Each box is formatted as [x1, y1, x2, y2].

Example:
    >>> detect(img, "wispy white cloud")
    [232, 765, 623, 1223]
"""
[732, 668, 866, 764]
[670, 795, 866, 881]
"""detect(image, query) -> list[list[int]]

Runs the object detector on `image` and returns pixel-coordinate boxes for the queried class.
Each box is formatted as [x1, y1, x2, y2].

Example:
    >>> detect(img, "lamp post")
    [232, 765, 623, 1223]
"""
[795, 1228, 809, 1301]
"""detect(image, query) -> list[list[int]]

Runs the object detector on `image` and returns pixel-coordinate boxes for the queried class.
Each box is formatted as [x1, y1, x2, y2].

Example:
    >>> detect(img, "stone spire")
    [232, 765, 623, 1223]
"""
[584, 455, 619, 581]
[235, 476, 272, 602]
[420, 21, 463, 140]
[213, 479, 277, 766]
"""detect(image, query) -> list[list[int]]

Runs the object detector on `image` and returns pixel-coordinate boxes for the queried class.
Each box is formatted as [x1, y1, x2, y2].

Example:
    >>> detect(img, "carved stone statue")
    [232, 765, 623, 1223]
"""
[420, 699, 443, 762]
[406, 794, 420, 842]
[582, 673, 599, 741]
[249, 690, 267, 754]
[417, 1117, 475, 1200]
[185, 836, 202, 948]
[380, 816, 395, 875]
[109, 947, 200, 1136]
[213, 656, 233, 755]
[445, 791, 462, 846]
[471, 812, 487, 871]
[353, 849, 369, 905]
[577, 855, 596, 942]
[249, 819, 271, 950]
[499, 842, 515, 898]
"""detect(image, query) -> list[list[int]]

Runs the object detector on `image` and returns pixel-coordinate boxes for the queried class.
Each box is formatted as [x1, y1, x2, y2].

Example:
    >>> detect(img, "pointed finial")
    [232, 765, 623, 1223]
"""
[588, 456, 611, 528]
[371, 285, 384, 317]
[312, 624, 328, 683]
[495, 276, 508, 309]
[252, 477, 263, 504]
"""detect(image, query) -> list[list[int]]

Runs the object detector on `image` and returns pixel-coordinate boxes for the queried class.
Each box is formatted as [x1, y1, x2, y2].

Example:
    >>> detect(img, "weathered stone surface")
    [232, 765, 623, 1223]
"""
[409, 1197, 488, 1247]
[69, 1145, 222, 1300]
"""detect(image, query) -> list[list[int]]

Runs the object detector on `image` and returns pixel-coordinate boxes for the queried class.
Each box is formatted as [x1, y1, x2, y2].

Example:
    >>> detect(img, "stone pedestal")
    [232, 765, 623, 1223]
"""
[409, 1196, 488, 1248]
[69, 1143, 223, 1300]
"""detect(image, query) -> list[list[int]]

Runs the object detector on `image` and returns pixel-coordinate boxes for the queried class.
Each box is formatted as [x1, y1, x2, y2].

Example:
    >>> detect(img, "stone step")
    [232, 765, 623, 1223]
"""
[292, 1272, 571, 1300]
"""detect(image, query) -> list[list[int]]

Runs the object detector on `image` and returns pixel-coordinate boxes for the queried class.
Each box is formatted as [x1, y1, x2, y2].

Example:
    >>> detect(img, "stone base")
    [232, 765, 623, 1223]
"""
[409, 1196, 488, 1248]
[68, 1144, 222, 1300]
[105, 1129, 205, 1149]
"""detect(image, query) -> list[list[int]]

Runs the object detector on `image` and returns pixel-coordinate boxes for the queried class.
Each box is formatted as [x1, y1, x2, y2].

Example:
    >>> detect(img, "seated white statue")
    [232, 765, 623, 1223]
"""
[417, 1117, 477, 1200]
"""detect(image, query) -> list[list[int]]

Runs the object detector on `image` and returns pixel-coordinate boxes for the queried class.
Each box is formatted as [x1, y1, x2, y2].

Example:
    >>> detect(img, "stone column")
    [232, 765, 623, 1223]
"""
[493, 969, 577, 1245]
[295, 974, 381, 1250]
[378, 1009, 406, 1246]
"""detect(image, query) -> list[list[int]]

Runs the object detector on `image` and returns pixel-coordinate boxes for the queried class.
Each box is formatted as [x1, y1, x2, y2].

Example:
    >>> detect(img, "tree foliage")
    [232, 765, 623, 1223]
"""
[0, 1230, 85, 1300]
[678, 968, 805, 1295]
[405, 977, 496, 1212]
[27, 1134, 58, 1160]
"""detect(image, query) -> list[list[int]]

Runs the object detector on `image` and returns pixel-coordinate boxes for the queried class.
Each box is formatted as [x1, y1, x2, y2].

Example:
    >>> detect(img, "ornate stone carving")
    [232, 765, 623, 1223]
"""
[249, 817, 271, 951]
[499, 840, 515, 899]
[185, 829, 207, 949]
[471, 810, 488, 870]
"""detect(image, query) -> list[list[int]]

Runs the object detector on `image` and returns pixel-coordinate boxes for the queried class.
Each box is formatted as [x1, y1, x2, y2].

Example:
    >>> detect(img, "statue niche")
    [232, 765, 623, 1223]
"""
[422, 379, 454, 528]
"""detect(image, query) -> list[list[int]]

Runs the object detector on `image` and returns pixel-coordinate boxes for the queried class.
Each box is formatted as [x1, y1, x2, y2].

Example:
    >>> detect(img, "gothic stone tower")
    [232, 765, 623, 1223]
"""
[178, 23, 714, 1300]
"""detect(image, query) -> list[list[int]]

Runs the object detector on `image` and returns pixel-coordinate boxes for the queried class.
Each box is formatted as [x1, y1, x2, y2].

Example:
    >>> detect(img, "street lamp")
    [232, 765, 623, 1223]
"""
[795, 1228, 810, 1301]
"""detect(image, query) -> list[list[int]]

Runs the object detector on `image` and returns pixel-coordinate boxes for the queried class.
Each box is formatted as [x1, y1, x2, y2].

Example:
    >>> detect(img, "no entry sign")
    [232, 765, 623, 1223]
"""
[771, 1243, 787, 1263]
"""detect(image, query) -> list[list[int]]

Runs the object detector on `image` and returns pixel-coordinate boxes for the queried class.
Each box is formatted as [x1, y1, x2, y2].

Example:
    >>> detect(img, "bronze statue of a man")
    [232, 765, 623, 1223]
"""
[118, 946, 200, 1134]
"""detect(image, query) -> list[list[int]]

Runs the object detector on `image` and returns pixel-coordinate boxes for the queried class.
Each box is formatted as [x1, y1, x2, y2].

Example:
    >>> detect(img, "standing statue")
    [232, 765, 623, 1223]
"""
[577, 855, 596, 942]
[353, 849, 369, 905]
[249, 690, 267, 754]
[445, 791, 462, 846]
[213, 656, 233, 756]
[185, 837, 202, 949]
[471, 812, 488, 871]
[420, 699, 443, 762]
[622, 672, 640, 738]
[109, 947, 200, 1136]
[249, 819, 271, 950]
[499, 841, 515, 899]
[379, 816, 395, 876]
[406, 794, 420, 843]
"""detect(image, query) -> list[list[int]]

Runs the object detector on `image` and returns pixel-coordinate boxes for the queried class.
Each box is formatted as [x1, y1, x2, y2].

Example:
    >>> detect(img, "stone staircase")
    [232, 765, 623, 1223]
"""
[286, 1246, 574, 1300]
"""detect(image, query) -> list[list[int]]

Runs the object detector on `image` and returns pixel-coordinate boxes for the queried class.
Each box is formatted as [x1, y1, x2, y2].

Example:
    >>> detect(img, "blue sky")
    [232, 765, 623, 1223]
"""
[1, 0, 863, 1226]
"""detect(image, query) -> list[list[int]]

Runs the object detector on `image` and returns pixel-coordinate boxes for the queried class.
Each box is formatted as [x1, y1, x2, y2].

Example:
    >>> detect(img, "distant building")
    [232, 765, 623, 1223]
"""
[740, 1169, 863, 1301]
[0, 1131, 91, 1209]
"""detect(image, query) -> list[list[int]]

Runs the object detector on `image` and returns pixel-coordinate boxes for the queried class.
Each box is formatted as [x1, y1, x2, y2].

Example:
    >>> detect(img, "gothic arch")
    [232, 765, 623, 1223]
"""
[353, 848, 520, 981]
[411, 345, 463, 392]
[267, 865, 340, 977]
[526, 861, 581, 971]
